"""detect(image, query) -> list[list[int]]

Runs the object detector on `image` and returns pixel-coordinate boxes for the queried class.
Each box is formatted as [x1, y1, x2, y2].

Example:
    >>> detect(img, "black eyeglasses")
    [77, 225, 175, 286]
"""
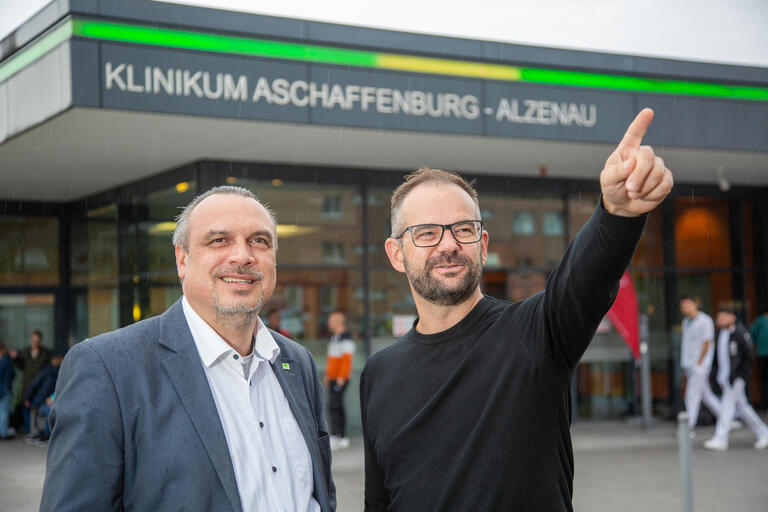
[396, 220, 484, 248]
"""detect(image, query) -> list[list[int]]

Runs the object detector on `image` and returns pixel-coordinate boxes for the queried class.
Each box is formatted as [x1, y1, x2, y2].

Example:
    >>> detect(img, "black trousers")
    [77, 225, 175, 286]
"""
[329, 381, 348, 438]
[759, 356, 768, 410]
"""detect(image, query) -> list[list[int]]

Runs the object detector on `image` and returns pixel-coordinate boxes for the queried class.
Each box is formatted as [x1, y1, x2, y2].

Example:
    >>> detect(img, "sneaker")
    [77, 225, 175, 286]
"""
[703, 438, 728, 451]
[337, 437, 350, 449]
[755, 436, 768, 450]
[33, 438, 49, 448]
[731, 420, 744, 430]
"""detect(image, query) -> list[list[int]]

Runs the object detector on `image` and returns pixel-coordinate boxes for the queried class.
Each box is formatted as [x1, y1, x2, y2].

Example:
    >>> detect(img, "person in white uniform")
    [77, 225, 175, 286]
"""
[680, 296, 721, 433]
[704, 307, 768, 451]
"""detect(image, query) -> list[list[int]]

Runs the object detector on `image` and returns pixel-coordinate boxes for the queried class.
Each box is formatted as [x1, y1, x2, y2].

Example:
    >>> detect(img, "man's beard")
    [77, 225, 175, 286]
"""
[404, 250, 482, 306]
[212, 266, 265, 329]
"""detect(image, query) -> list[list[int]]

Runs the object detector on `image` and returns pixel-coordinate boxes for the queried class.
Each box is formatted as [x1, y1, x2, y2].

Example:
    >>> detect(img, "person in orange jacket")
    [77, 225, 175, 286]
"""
[324, 311, 355, 449]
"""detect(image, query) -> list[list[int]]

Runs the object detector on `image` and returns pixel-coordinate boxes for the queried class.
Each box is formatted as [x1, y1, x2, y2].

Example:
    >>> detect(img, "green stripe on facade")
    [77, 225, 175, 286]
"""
[2, 17, 767, 103]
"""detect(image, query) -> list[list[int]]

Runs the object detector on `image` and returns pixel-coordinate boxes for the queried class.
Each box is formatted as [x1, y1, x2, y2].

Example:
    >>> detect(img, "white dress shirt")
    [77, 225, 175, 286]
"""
[182, 297, 320, 512]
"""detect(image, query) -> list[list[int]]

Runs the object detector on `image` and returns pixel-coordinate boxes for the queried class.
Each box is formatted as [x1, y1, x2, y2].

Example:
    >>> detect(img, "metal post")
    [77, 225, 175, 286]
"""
[677, 411, 694, 512]
[640, 314, 653, 429]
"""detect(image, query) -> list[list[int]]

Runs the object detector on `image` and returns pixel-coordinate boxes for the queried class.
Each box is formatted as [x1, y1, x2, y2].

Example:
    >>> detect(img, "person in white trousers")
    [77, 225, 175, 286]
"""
[704, 307, 768, 451]
[680, 296, 721, 434]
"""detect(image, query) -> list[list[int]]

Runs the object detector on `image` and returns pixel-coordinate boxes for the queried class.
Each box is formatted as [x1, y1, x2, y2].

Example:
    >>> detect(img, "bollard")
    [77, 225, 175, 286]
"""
[677, 411, 693, 512]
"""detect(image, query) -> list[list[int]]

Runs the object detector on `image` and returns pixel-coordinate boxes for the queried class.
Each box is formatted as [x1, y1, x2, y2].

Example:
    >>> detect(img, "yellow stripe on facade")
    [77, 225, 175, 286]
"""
[378, 54, 522, 81]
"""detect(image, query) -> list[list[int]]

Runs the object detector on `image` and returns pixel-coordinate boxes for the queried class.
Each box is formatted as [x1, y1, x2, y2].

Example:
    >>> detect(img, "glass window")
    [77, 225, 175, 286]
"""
[0, 217, 59, 285]
[71, 204, 118, 285]
[513, 212, 535, 235]
[541, 211, 563, 236]
[232, 179, 363, 267]
[483, 194, 565, 268]
[144, 181, 197, 285]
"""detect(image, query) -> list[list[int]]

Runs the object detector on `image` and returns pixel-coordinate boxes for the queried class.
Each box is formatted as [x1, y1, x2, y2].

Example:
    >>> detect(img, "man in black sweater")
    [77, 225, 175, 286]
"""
[360, 108, 673, 511]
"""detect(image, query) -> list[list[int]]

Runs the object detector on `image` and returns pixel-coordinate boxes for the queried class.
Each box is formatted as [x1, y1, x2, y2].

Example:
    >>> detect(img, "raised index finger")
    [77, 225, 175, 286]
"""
[619, 108, 654, 158]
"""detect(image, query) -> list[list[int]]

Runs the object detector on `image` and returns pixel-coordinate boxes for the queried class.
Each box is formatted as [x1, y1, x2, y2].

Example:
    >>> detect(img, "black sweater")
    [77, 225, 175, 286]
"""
[360, 202, 646, 511]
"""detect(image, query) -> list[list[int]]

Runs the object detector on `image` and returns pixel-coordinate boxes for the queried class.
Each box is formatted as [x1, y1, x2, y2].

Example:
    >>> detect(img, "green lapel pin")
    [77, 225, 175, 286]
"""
[282, 362, 290, 370]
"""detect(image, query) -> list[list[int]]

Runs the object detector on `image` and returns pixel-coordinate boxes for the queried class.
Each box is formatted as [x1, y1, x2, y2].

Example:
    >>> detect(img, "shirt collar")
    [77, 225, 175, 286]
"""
[181, 296, 280, 367]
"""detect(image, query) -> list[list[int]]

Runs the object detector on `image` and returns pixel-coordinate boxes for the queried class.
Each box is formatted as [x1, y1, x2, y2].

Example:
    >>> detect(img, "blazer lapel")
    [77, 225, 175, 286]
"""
[158, 301, 243, 512]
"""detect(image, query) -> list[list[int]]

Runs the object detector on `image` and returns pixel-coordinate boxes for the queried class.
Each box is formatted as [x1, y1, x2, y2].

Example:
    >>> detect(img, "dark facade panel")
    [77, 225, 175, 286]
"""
[639, 94, 768, 152]
[70, 39, 99, 107]
[484, 82, 635, 142]
[633, 55, 768, 85]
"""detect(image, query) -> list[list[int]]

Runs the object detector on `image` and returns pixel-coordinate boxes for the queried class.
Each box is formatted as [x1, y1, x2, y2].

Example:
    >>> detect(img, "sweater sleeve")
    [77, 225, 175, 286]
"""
[528, 198, 647, 371]
[360, 367, 390, 511]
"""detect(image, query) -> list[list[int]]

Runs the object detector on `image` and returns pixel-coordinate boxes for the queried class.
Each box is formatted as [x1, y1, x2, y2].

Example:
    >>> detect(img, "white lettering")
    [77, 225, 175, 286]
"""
[224, 75, 248, 101]
[183, 70, 203, 97]
[252, 77, 273, 103]
[376, 88, 392, 114]
[153, 67, 174, 95]
[290, 80, 309, 107]
[125, 64, 144, 93]
[105, 62, 126, 90]
[344, 85, 360, 110]
[271, 78, 290, 105]
[326, 84, 346, 109]
[202, 72, 223, 99]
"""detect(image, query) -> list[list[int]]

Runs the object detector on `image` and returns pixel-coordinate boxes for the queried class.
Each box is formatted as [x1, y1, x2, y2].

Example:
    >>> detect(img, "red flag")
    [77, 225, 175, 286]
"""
[605, 271, 640, 360]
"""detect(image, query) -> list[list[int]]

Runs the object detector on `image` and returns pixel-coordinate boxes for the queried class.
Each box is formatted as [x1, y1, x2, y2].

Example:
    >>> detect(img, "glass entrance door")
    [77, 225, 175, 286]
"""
[0, 294, 55, 351]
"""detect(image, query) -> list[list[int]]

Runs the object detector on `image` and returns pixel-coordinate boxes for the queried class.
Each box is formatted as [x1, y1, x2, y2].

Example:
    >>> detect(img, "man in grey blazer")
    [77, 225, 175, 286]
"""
[42, 186, 335, 511]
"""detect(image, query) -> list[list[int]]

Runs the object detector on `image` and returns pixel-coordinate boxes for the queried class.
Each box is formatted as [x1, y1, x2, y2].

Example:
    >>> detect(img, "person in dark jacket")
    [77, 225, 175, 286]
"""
[23, 356, 62, 439]
[10, 330, 51, 433]
[0, 340, 16, 439]
[704, 307, 768, 451]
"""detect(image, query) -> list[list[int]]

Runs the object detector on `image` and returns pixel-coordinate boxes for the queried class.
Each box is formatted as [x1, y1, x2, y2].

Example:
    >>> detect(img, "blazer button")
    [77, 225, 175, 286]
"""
[259, 421, 264, 428]
[272, 466, 277, 473]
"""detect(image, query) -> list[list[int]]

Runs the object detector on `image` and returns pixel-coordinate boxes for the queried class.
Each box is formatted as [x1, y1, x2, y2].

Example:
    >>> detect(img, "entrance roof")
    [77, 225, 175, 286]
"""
[1, 1, 767, 201]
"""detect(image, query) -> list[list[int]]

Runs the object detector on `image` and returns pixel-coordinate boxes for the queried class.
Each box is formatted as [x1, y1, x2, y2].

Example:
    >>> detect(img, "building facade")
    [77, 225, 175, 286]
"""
[2, 0, 768, 431]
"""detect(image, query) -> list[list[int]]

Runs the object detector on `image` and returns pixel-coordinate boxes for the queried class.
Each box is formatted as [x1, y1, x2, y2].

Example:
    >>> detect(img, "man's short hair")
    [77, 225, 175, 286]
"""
[390, 168, 480, 238]
[172, 185, 277, 251]
[679, 295, 695, 303]
[718, 305, 736, 315]
[32, 330, 43, 340]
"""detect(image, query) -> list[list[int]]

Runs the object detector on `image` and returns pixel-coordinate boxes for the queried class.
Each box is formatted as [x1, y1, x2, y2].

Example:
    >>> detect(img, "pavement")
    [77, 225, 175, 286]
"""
[2, 418, 767, 511]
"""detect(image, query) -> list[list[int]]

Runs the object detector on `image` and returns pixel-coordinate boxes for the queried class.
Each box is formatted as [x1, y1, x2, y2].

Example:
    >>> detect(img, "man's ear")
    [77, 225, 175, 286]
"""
[384, 238, 406, 274]
[175, 245, 188, 280]
[480, 230, 489, 266]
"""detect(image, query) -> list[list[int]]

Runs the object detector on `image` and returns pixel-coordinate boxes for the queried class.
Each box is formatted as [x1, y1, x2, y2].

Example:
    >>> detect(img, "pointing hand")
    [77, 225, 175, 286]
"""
[600, 108, 673, 217]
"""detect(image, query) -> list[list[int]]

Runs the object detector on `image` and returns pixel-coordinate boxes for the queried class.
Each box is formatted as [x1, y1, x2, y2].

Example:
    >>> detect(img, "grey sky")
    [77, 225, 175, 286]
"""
[1, 0, 767, 68]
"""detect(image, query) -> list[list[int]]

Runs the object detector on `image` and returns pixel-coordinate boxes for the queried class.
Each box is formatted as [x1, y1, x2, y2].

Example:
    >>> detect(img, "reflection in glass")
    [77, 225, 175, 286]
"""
[0, 217, 59, 285]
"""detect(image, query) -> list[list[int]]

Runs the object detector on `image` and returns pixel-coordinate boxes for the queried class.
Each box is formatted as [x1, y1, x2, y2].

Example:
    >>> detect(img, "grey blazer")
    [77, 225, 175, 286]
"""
[41, 300, 336, 512]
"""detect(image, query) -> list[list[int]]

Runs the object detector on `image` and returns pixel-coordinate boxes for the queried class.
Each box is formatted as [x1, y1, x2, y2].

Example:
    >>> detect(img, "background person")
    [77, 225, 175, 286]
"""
[748, 306, 768, 410]
[324, 311, 355, 450]
[679, 296, 720, 434]
[22, 355, 62, 442]
[704, 307, 768, 450]
[10, 330, 50, 434]
[0, 340, 15, 440]
[266, 308, 292, 338]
